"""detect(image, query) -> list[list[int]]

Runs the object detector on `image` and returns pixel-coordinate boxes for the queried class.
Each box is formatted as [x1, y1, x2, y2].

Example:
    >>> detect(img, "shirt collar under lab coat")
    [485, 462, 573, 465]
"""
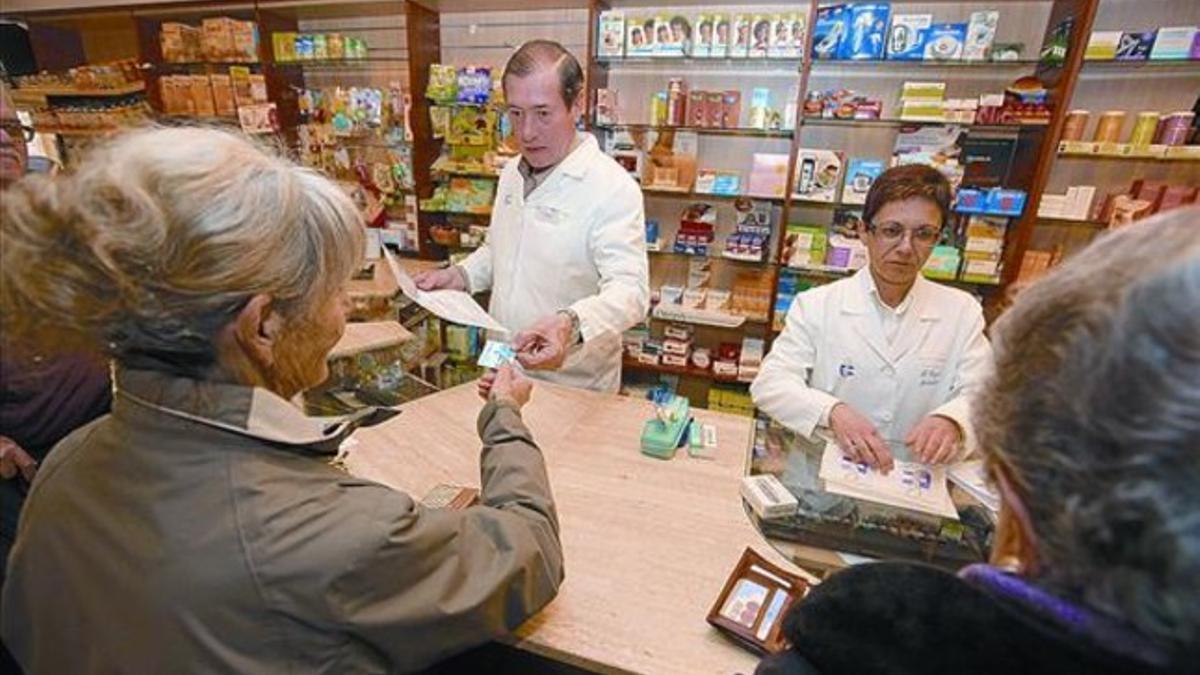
[847, 267, 937, 320]
[515, 132, 599, 191]
[113, 367, 396, 455]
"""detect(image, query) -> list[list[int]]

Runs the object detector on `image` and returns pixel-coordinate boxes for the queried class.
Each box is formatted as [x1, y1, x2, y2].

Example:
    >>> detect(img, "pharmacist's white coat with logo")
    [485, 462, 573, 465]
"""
[750, 268, 992, 459]
[458, 133, 649, 393]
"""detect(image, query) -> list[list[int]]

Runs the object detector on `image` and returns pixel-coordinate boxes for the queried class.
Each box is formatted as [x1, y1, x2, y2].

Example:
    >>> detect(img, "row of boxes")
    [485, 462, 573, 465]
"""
[158, 69, 266, 117]
[161, 18, 259, 64]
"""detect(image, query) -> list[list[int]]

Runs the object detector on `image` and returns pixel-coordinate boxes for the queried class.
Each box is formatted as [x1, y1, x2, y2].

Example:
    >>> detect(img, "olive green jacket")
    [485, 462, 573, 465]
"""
[1, 368, 563, 673]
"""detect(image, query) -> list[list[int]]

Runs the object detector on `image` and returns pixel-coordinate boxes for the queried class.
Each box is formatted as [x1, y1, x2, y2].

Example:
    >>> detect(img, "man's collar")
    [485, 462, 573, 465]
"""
[114, 367, 396, 455]
[519, 132, 595, 181]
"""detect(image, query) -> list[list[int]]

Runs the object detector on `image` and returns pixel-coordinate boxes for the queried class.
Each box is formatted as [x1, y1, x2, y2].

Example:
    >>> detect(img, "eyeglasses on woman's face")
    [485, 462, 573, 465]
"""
[866, 221, 942, 247]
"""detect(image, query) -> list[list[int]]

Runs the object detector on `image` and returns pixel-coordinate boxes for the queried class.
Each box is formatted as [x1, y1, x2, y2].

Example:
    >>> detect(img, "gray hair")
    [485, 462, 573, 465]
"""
[975, 206, 1200, 655]
[0, 125, 364, 376]
[502, 39, 584, 107]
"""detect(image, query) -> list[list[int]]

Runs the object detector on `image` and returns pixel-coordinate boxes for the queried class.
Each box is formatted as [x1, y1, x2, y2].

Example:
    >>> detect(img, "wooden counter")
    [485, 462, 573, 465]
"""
[329, 321, 414, 360]
[346, 381, 822, 675]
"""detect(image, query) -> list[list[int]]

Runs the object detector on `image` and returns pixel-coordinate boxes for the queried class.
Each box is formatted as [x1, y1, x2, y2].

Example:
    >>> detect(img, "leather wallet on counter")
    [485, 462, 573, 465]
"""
[706, 547, 812, 655]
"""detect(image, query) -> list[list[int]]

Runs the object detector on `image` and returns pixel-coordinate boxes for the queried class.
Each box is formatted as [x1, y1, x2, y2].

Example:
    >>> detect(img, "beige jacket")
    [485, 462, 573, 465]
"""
[1, 368, 563, 673]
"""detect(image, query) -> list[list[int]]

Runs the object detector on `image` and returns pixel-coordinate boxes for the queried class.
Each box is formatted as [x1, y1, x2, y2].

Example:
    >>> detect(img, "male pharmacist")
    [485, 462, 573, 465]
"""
[416, 40, 648, 393]
[751, 165, 992, 471]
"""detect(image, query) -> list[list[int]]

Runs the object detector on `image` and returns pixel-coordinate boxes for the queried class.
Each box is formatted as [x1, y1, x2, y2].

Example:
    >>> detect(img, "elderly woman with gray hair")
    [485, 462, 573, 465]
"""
[758, 206, 1199, 675]
[0, 127, 563, 673]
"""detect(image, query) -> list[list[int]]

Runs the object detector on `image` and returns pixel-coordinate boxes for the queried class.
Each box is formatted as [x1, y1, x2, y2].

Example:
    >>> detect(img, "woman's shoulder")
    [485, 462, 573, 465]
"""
[773, 561, 1172, 675]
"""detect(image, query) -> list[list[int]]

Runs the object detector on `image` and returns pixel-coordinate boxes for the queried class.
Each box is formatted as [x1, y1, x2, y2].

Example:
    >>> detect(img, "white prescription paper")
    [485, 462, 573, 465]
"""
[947, 460, 1000, 513]
[382, 248, 507, 333]
[817, 441, 959, 520]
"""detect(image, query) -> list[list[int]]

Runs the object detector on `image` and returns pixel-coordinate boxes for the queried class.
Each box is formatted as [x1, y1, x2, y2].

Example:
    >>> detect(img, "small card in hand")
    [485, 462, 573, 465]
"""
[707, 547, 812, 655]
[420, 484, 480, 510]
[477, 340, 516, 369]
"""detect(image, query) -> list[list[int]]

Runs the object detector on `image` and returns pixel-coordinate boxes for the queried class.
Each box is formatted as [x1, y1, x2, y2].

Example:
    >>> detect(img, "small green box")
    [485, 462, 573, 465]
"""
[640, 396, 690, 460]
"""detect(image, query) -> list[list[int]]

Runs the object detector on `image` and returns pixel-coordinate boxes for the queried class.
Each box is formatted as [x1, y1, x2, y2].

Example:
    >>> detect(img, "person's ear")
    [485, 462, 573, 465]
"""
[231, 294, 284, 371]
[991, 463, 1040, 575]
[570, 89, 586, 120]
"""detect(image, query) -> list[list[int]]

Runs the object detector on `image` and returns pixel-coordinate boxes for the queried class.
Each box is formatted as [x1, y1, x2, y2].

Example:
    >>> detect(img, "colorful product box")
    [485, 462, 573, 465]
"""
[841, 158, 885, 205]
[1084, 30, 1121, 60]
[924, 23, 967, 60]
[1149, 26, 1197, 60]
[839, 3, 890, 60]
[812, 5, 849, 60]
[887, 14, 931, 61]
[1115, 31, 1156, 61]
[598, 11, 625, 58]
[963, 11, 998, 61]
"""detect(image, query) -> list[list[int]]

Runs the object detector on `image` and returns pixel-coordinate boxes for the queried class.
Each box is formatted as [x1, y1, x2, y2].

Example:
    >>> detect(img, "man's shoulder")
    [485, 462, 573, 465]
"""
[579, 144, 640, 198]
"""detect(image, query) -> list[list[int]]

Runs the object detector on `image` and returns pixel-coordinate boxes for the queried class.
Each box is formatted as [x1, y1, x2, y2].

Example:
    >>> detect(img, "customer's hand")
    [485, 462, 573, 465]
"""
[906, 415, 963, 464]
[829, 403, 894, 474]
[413, 266, 467, 292]
[0, 435, 38, 482]
[514, 313, 573, 371]
[487, 365, 532, 410]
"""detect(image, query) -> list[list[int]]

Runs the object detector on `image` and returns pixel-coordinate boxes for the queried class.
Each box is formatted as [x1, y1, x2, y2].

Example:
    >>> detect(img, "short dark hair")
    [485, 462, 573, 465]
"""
[862, 164, 953, 229]
[502, 40, 584, 108]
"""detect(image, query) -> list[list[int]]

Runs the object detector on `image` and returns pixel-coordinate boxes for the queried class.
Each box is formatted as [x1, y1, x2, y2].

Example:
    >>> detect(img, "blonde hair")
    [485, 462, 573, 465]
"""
[1, 125, 364, 375]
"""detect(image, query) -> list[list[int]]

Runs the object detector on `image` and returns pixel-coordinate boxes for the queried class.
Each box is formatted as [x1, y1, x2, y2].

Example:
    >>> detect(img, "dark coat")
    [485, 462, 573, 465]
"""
[756, 562, 1184, 675]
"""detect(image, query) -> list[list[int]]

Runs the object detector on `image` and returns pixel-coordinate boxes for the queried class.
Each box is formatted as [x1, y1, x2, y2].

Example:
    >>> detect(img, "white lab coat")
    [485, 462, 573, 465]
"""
[750, 268, 992, 460]
[458, 133, 650, 393]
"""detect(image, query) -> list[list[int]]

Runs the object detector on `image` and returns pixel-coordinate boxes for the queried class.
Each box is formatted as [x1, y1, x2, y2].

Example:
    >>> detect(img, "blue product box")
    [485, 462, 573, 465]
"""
[886, 14, 931, 61]
[839, 3, 891, 60]
[986, 189, 1027, 216]
[923, 22, 967, 60]
[712, 173, 741, 196]
[954, 187, 986, 214]
[645, 219, 660, 244]
[842, 158, 886, 205]
[812, 5, 849, 60]
[1115, 31, 1156, 61]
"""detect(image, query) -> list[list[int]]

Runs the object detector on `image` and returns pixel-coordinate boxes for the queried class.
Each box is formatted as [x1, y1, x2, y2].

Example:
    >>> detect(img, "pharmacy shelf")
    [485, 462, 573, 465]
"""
[781, 264, 854, 278]
[1081, 58, 1200, 71]
[651, 305, 769, 328]
[800, 117, 1045, 132]
[423, 209, 493, 217]
[32, 126, 124, 137]
[1057, 150, 1200, 163]
[17, 82, 146, 97]
[597, 56, 802, 72]
[809, 58, 1040, 70]
[273, 57, 410, 66]
[1036, 216, 1108, 228]
[431, 168, 502, 179]
[642, 187, 785, 203]
[153, 61, 261, 68]
[648, 248, 774, 267]
[595, 123, 793, 139]
[622, 356, 748, 386]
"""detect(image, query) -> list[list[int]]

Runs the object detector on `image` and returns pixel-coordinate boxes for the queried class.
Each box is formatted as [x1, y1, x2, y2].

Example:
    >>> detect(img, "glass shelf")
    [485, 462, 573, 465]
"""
[642, 187, 785, 203]
[800, 117, 1043, 133]
[1036, 216, 1107, 228]
[1081, 58, 1200, 71]
[597, 56, 802, 76]
[810, 58, 1040, 70]
[595, 122, 792, 139]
